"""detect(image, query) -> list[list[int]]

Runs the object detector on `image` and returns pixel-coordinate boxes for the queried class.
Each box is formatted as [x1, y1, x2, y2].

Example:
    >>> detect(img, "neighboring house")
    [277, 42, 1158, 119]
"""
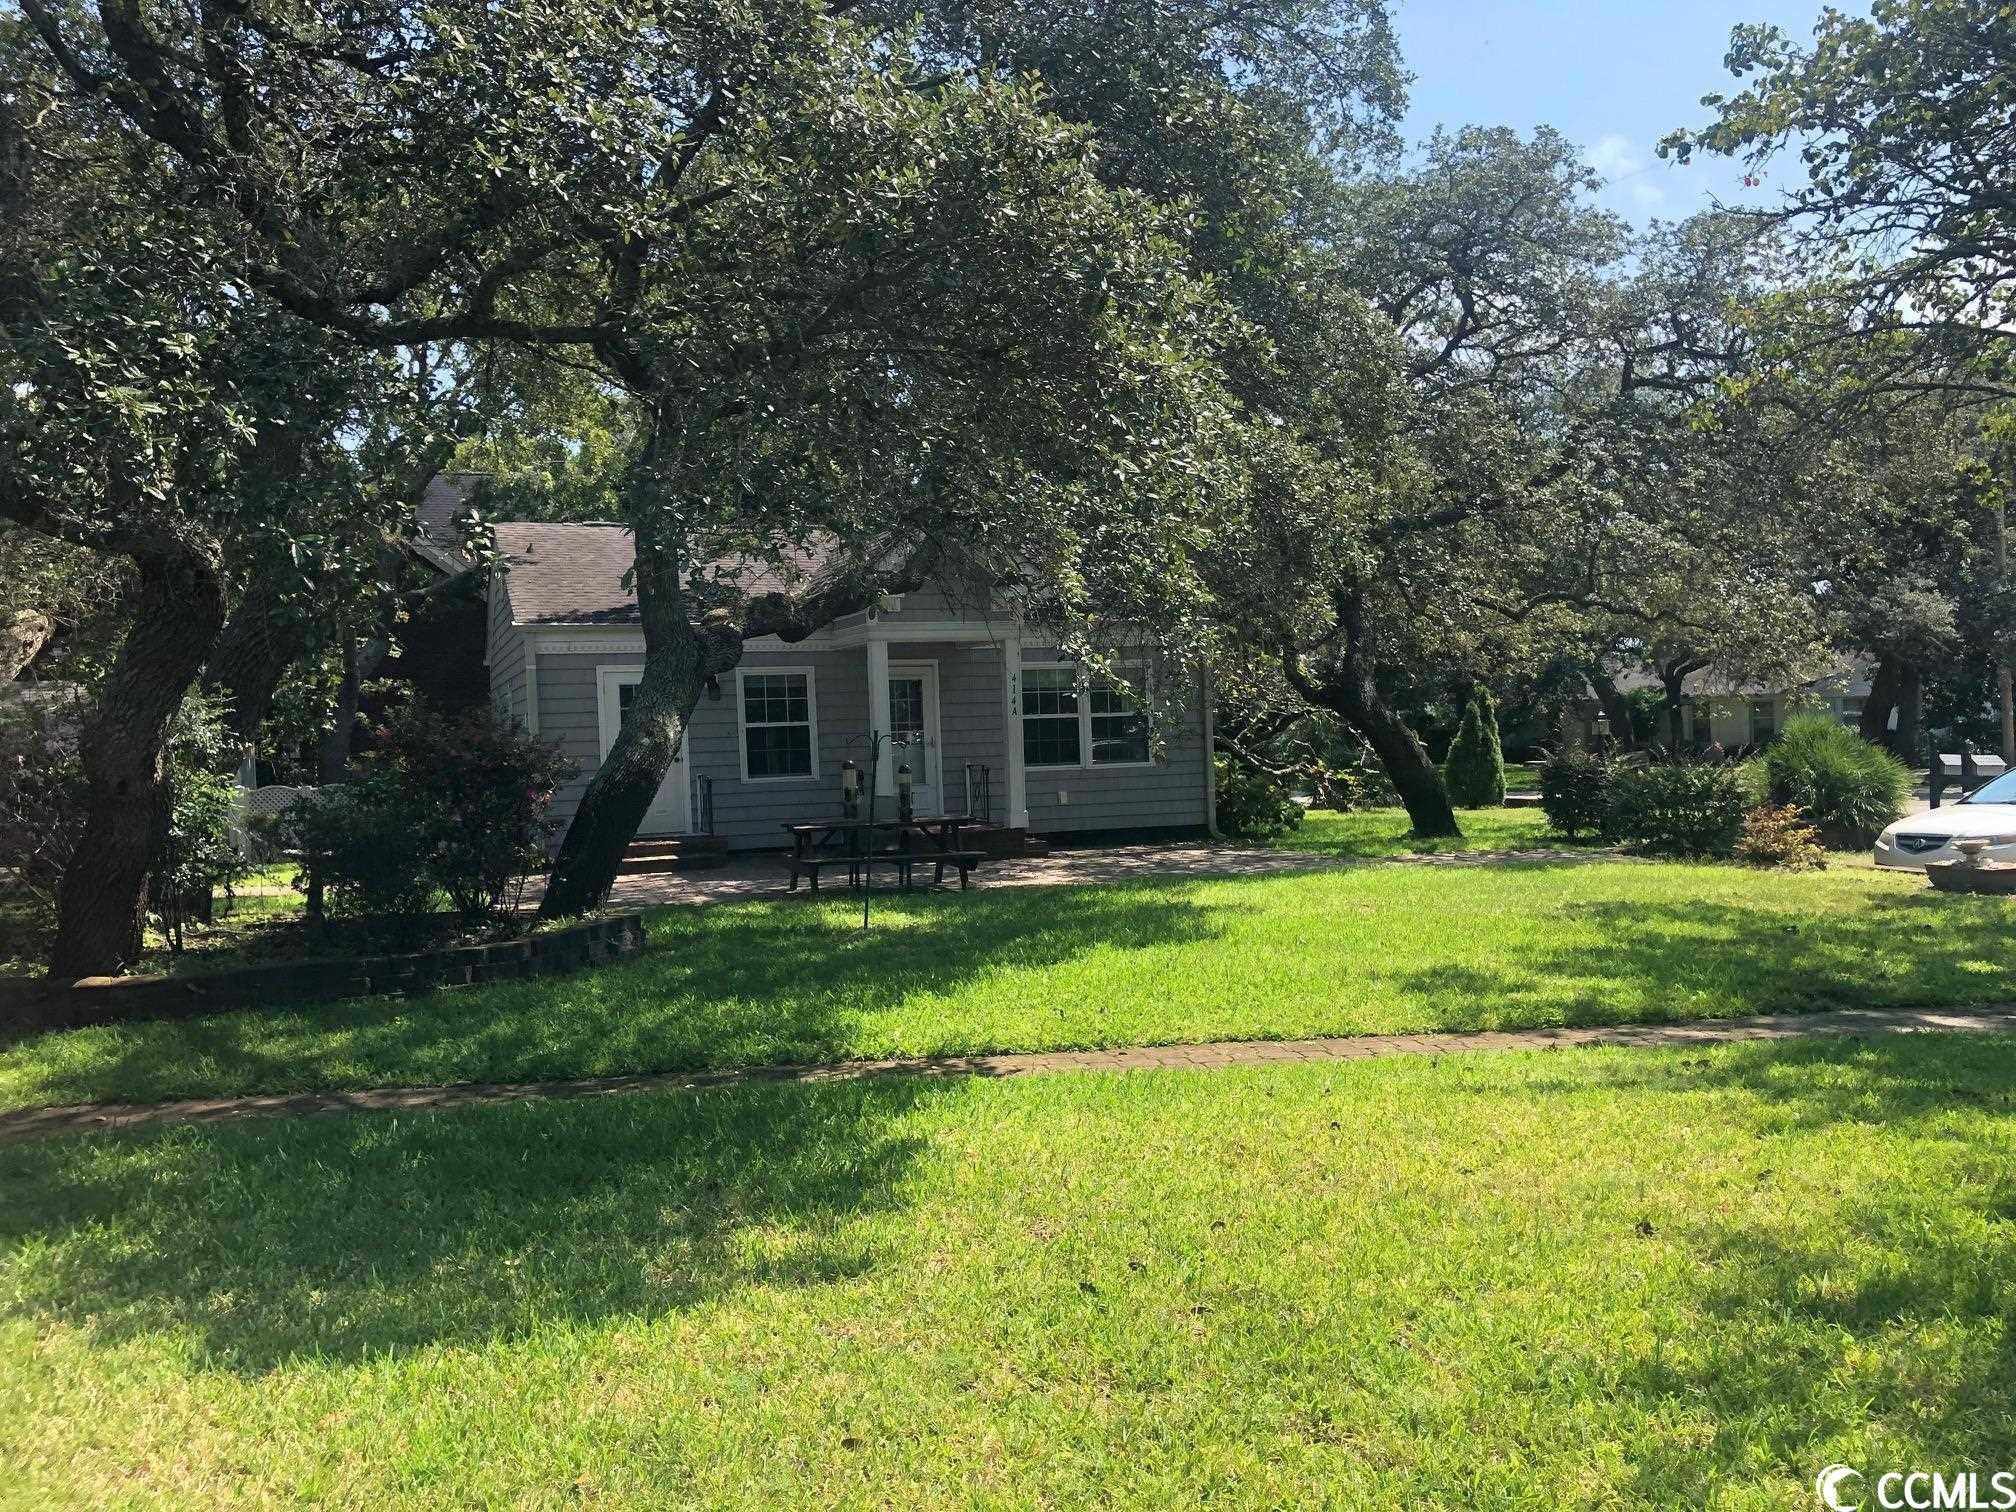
[483, 521, 1215, 851]
[1672, 664, 1873, 752]
[1565, 662, 1875, 753]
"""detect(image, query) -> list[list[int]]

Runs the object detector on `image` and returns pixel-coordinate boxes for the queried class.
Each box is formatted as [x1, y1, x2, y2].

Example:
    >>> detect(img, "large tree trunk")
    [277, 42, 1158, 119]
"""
[1584, 656, 1636, 754]
[541, 514, 740, 916]
[201, 562, 322, 745]
[1299, 587, 1460, 839]
[1652, 657, 1709, 753]
[2, 609, 52, 682]
[1860, 656, 1902, 749]
[1893, 662, 1925, 766]
[47, 534, 226, 980]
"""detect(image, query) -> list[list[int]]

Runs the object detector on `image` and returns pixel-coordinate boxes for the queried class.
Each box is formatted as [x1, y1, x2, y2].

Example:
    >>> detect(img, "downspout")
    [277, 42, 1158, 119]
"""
[1202, 665, 1220, 840]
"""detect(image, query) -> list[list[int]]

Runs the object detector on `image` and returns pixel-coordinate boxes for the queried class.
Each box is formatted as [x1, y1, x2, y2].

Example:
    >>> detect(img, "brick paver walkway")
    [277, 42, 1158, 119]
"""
[4, 1002, 2010, 1145]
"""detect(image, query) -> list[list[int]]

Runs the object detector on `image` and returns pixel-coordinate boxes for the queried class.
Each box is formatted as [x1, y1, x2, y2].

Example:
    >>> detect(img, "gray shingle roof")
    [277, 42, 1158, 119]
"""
[495, 522, 639, 625]
[409, 472, 492, 573]
[493, 522, 843, 627]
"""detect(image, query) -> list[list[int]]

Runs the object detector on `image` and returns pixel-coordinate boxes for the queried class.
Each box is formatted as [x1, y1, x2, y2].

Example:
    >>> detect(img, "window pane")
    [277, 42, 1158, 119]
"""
[747, 723, 812, 777]
[617, 682, 636, 721]
[1023, 716, 1081, 768]
[890, 677, 925, 739]
[1088, 680, 1138, 716]
[744, 673, 808, 725]
[1022, 667, 1078, 717]
[1091, 714, 1149, 765]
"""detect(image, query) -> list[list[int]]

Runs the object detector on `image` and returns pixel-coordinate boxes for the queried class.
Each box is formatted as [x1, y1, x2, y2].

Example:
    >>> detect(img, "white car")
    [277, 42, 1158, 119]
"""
[1874, 771, 2016, 870]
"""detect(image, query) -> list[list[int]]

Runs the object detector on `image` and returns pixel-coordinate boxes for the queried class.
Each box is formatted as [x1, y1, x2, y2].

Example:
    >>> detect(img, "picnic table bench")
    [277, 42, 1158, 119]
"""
[782, 817, 984, 892]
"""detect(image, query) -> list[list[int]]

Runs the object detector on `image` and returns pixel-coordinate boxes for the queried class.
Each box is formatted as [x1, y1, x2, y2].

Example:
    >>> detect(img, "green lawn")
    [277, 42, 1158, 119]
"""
[5, 1035, 2014, 1505]
[1273, 802, 1575, 858]
[3, 858, 2009, 1113]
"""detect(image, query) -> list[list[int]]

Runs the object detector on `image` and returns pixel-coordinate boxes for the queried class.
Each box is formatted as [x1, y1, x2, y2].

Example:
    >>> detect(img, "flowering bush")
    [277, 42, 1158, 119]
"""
[374, 704, 574, 917]
[292, 704, 573, 919]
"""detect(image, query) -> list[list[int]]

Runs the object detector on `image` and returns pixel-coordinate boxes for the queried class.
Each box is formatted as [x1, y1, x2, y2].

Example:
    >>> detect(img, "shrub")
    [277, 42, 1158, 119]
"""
[1736, 802, 1827, 871]
[1762, 714, 1911, 848]
[1214, 758, 1303, 840]
[292, 704, 573, 920]
[288, 781, 437, 918]
[1538, 748, 1609, 837]
[149, 696, 252, 945]
[0, 688, 87, 959]
[1603, 760, 1750, 858]
[375, 704, 575, 917]
[1445, 687, 1507, 808]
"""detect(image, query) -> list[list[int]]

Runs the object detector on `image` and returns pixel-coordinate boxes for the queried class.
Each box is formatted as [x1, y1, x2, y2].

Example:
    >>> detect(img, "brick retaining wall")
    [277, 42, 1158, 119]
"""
[12, 914, 645, 1030]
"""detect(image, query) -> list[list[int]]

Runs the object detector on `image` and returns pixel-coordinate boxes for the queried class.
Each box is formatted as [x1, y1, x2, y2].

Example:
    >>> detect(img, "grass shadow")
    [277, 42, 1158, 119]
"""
[0, 882, 1245, 1107]
[0, 1073, 954, 1372]
[1392, 889, 2016, 1029]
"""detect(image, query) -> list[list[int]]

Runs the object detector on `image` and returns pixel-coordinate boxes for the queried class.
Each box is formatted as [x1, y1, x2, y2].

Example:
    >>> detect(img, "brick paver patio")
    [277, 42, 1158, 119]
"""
[5, 1002, 2010, 1145]
[511, 840, 1636, 910]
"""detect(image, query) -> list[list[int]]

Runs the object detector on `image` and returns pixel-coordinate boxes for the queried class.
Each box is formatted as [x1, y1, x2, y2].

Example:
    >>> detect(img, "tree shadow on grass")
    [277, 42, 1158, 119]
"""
[1419, 1034, 2016, 1494]
[1603, 1036, 2016, 1494]
[0, 1072, 955, 1372]
[1392, 891, 2016, 1030]
[0, 882, 1249, 1108]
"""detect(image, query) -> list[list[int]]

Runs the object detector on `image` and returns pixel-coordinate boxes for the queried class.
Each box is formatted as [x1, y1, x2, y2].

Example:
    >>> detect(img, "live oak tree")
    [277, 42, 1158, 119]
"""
[1, 23, 478, 977]
[1667, 2, 2016, 754]
[1664, 0, 2016, 375]
[12, 1, 1254, 919]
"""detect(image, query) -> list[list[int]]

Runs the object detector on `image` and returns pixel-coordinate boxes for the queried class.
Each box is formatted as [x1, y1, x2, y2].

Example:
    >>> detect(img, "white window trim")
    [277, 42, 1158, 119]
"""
[1018, 659, 1158, 771]
[735, 665, 821, 783]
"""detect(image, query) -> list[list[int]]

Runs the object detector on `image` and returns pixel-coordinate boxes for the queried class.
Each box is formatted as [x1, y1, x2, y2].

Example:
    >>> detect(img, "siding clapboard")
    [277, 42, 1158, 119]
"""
[523, 621, 1211, 848]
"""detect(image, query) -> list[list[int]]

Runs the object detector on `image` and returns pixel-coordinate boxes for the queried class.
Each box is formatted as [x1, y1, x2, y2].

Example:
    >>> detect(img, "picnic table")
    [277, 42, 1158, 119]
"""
[781, 816, 983, 892]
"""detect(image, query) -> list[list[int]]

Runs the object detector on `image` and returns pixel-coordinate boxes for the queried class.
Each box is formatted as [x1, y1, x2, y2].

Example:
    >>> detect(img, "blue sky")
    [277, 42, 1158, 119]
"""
[1390, 0, 1861, 226]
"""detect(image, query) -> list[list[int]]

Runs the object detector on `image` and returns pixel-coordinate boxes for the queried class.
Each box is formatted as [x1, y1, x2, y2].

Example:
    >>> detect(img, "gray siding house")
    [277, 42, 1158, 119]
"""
[484, 522, 1216, 851]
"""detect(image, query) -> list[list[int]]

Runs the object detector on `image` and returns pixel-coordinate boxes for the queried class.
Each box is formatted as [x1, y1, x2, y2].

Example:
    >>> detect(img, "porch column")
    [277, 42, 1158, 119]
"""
[866, 635, 895, 796]
[1001, 635, 1029, 828]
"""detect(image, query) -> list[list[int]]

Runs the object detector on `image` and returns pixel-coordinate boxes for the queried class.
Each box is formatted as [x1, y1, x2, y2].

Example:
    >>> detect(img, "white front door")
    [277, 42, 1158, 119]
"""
[888, 662, 941, 816]
[597, 667, 690, 836]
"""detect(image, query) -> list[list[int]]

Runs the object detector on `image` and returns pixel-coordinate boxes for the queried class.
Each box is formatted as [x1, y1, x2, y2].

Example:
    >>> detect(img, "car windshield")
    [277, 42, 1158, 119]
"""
[1963, 770, 2016, 805]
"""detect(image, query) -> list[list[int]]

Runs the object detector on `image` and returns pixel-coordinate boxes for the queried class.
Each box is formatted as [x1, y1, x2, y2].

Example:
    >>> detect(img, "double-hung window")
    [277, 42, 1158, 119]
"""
[1021, 667, 1082, 768]
[1021, 663, 1153, 768]
[1088, 673, 1150, 765]
[739, 669, 817, 780]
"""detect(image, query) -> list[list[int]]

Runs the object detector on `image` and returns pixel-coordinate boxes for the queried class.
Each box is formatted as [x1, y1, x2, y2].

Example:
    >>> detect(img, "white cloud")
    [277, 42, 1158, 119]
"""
[1588, 133, 1640, 178]
[1588, 133, 1667, 213]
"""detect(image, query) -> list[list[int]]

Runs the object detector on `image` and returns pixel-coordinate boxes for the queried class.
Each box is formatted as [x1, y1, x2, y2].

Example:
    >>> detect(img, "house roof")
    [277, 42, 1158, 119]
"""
[494, 522, 639, 625]
[408, 472, 491, 574]
[492, 521, 845, 627]
[1598, 658, 1873, 701]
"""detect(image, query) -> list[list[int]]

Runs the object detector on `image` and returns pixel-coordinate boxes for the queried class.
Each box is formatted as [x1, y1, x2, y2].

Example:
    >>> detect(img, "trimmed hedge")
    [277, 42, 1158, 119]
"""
[1603, 762, 1750, 858]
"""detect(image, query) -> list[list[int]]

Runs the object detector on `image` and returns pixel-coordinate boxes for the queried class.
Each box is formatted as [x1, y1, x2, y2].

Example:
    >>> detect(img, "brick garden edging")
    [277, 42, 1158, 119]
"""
[5, 1001, 2012, 1144]
[11, 913, 645, 1031]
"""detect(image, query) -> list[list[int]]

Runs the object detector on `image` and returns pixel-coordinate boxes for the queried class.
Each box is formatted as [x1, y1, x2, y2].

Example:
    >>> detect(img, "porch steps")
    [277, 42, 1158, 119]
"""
[617, 835, 731, 874]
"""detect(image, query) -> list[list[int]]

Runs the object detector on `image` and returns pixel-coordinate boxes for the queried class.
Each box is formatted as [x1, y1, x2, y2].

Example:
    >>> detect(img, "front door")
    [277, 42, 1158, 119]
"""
[597, 667, 690, 836]
[888, 663, 941, 815]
